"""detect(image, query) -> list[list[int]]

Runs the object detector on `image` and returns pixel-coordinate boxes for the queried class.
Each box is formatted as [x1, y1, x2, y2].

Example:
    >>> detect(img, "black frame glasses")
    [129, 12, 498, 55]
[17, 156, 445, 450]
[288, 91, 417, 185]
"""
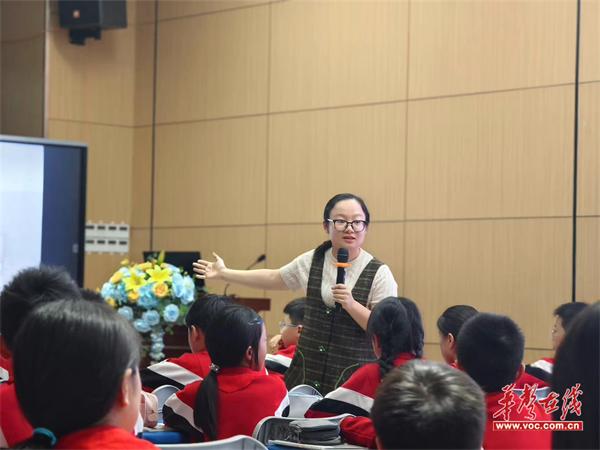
[326, 219, 368, 232]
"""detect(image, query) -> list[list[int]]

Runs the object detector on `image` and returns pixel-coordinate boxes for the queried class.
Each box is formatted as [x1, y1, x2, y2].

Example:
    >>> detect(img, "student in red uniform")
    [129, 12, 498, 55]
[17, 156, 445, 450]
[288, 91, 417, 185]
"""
[0, 266, 81, 447]
[266, 297, 306, 380]
[437, 304, 478, 367]
[13, 299, 157, 449]
[141, 294, 232, 390]
[163, 304, 289, 442]
[518, 301, 588, 388]
[372, 360, 486, 450]
[457, 313, 551, 450]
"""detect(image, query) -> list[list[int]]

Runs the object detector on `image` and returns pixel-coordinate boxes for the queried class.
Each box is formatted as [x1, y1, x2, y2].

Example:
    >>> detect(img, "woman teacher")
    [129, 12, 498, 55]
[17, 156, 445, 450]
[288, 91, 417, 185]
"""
[193, 193, 397, 394]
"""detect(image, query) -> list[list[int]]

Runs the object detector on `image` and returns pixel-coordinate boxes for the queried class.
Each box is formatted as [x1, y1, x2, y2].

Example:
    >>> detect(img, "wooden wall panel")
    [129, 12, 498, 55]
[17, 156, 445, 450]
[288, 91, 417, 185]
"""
[131, 127, 153, 228]
[133, 24, 156, 127]
[578, 82, 600, 216]
[1, 0, 45, 42]
[576, 218, 600, 302]
[406, 86, 574, 220]
[47, 120, 134, 223]
[268, 103, 406, 223]
[270, 0, 408, 112]
[156, 6, 269, 123]
[409, 0, 575, 99]
[158, 0, 268, 21]
[154, 116, 267, 227]
[581, 0, 600, 82]
[404, 219, 572, 351]
[84, 254, 127, 290]
[129, 228, 152, 263]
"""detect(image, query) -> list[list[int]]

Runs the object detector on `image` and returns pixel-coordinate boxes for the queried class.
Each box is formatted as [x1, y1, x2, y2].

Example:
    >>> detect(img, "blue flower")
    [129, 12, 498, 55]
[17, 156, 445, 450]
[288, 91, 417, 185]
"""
[163, 304, 180, 323]
[151, 342, 165, 353]
[113, 284, 127, 304]
[142, 310, 160, 326]
[100, 282, 116, 299]
[138, 284, 158, 310]
[117, 306, 134, 321]
[133, 319, 151, 333]
[172, 273, 195, 304]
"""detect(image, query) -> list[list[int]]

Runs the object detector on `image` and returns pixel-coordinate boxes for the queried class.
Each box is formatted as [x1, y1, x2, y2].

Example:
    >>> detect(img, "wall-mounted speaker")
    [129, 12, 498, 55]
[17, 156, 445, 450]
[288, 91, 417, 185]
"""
[58, 0, 127, 45]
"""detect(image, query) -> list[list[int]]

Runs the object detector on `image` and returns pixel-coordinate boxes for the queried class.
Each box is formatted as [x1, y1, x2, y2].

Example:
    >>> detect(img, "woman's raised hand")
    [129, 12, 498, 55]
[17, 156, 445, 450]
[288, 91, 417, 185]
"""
[193, 252, 226, 280]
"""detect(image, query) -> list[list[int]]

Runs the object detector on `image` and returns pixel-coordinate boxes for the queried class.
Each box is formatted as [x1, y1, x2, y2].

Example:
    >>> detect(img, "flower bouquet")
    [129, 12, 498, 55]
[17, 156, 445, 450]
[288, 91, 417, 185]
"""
[100, 253, 196, 362]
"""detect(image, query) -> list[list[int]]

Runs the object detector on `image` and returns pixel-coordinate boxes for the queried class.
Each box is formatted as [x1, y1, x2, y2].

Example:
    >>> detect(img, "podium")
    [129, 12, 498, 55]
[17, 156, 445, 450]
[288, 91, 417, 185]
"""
[159, 297, 271, 362]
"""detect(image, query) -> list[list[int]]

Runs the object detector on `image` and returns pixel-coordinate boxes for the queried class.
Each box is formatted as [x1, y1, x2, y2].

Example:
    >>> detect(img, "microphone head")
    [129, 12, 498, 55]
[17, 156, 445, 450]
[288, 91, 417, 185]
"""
[337, 248, 349, 263]
[256, 254, 266, 263]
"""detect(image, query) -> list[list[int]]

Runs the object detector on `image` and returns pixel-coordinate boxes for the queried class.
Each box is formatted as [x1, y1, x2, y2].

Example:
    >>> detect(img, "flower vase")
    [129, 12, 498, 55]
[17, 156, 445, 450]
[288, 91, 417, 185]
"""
[149, 328, 165, 363]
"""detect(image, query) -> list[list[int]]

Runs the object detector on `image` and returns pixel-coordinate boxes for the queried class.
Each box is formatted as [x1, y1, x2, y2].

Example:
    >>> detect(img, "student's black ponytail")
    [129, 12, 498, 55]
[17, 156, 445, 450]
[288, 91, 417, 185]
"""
[194, 305, 263, 440]
[399, 297, 425, 359]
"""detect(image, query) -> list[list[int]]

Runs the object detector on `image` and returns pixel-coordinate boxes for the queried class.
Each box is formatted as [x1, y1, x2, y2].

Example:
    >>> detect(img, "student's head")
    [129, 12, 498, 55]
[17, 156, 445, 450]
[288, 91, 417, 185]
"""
[194, 305, 266, 440]
[551, 301, 588, 351]
[14, 299, 141, 446]
[437, 305, 479, 365]
[0, 266, 80, 357]
[322, 193, 370, 253]
[367, 297, 423, 378]
[457, 313, 524, 393]
[372, 360, 486, 450]
[280, 297, 306, 348]
[552, 302, 599, 450]
[184, 294, 232, 353]
[79, 288, 104, 303]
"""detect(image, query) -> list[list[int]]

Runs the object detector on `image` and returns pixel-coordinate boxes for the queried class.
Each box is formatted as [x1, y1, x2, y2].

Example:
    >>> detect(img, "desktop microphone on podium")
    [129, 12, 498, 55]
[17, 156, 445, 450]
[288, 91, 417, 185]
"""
[223, 253, 267, 296]
[335, 248, 350, 311]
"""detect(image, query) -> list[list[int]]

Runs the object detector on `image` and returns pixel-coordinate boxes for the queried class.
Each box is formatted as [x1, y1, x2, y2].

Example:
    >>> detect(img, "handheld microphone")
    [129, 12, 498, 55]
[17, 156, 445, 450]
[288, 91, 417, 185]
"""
[224, 253, 267, 296]
[335, 248, 350, 311]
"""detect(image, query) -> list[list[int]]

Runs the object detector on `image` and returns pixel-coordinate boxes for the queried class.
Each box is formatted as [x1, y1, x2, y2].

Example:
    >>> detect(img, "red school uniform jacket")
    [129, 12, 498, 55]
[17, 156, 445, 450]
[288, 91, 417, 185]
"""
[141, 351, 211, 391]
[484, 391, 552, 450]
[0, 357, 33, 448]
[265, 344, 296, 381]
[516, 357, 554, 389]
[163, 366, 289, 442]
[56, 425, 158, 449]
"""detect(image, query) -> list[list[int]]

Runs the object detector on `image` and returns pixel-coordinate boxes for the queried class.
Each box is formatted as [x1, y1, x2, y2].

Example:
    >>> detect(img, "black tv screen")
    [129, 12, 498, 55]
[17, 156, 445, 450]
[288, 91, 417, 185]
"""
[0, 135, 87, 287]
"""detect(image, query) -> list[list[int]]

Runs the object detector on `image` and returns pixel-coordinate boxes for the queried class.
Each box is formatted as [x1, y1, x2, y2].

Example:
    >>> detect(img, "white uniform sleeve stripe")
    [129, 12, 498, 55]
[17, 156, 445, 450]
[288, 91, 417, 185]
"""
[274, 393, 290, 417]
[148, 361, 202, 386]
[324, 387, 374, 413]
[164, 393, 203, 432]
[266, 354, 292, 368]
[530, 360, 553, 373]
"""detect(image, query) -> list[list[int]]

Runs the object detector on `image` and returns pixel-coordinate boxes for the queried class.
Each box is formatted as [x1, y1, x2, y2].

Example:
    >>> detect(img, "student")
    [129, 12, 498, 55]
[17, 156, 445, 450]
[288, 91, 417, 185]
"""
[552, 302, 599, 450]
[266, 297, 306, 380]
[457, 313, 551, 450]
[0, 266, 80, 448]
[437, 304, 478, 366]
[13, 299, 157, 449]
[141, 295, 231, 390]
[518, 301, 588, 388]
[163, 304, 289, 441]
[372, 360, 486, 450]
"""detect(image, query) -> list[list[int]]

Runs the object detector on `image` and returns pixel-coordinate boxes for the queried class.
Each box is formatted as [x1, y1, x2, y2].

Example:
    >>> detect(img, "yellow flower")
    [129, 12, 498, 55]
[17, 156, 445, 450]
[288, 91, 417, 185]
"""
[124, 270, 147, 292]
[147, 266, 171, 284]
[107, 298, 117, 308]
[120, 258, 130, 266]
[137, 262, 152, 271]
[153, 282, 169, 298]
[128, 290, 140, 302]
[110, 271, 123, 284]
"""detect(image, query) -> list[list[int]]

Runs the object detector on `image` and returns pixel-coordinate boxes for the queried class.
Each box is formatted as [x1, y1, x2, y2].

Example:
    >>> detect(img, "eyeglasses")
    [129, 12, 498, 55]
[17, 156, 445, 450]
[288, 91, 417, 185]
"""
[279, 321, 300, 331]
[326, 219, 368, 232]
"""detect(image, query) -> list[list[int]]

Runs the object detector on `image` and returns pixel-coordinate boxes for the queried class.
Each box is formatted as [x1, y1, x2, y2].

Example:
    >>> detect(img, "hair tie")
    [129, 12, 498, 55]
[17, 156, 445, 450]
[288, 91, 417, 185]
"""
[33, 428, 57, 446]
[210, 363, 220, 373]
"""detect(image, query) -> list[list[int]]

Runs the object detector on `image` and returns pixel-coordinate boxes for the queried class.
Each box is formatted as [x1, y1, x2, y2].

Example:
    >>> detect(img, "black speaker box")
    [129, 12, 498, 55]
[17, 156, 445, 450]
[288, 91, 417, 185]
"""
[58, 0, 127, 45]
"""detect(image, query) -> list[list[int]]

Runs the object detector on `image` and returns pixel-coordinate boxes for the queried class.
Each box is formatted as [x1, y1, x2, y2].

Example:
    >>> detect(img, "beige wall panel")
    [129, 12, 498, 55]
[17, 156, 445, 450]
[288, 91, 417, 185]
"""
[47, 28, 135, 126]
[409, 0, 575, 99]
[0, 38, 45, 137]
[154, 116, 267, 227]
[151, 225, 267, 298]
[576, 217, 600, 302]
[581, 0, 600, 82]
[130, 0, 157, 26]
[47, 120, 134, 223]
[406, 86, 574, 220]
[84, 254, 126, 290]
[131, 127, 153, 228]
[268, 103, 406, 223]
[158, 0, 267, 20]
[134, 24, 156, 127]
[1, 0, 45, 42]
[361, 222, 404, 293]
[130, 228, 152, 262]
[404, 218, 572, 351]
[578, 83, 600, 216]
[156, 6, 268, 123]
[270, 0, 408, 112]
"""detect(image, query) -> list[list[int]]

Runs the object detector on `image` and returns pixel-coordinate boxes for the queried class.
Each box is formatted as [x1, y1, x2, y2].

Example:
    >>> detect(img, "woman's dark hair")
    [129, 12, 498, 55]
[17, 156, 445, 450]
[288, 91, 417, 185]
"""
[194, 305, 264, 441]
[322, 193, 370, 224]
[367, 297, 423, 378]
[13, 299, 140, 448]
[437, 305, 479, 339]
[552, 302, 599, 449]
